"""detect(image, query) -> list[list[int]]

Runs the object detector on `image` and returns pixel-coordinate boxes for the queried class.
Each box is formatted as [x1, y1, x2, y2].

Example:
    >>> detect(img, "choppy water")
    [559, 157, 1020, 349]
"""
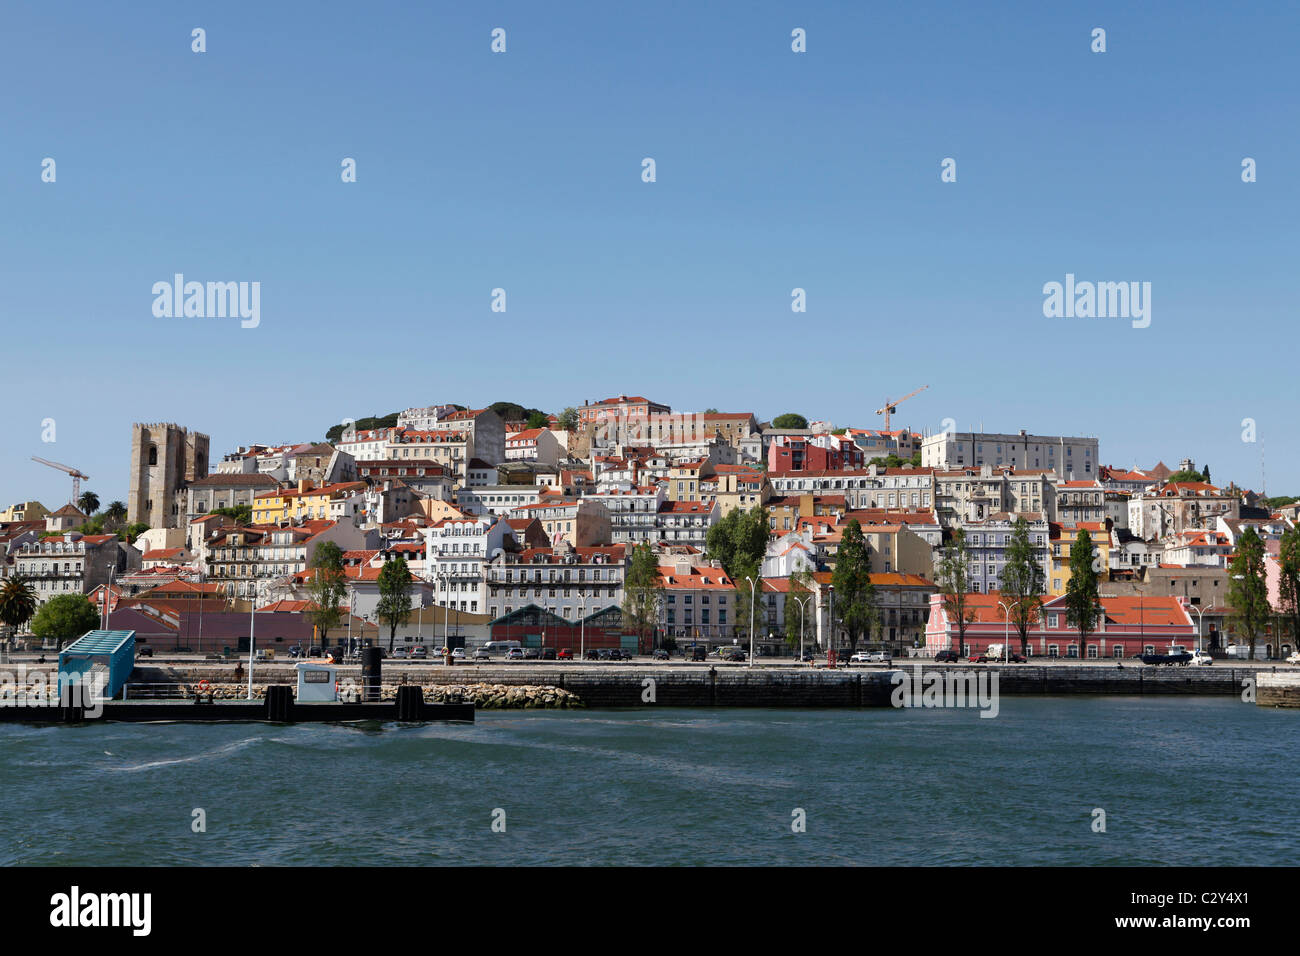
[2, 698, 1296, 865]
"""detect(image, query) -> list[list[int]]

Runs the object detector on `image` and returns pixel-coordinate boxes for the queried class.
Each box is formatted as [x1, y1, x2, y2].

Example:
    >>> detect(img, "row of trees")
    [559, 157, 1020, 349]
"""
[936, 519, 1300, 660]
[302, 541, 416, 653]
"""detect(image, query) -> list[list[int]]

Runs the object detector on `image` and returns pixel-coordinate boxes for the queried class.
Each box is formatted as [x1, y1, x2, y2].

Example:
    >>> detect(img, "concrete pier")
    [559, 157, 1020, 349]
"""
[126, 661, 1273, 707]
[1255, 672, 1300, 708]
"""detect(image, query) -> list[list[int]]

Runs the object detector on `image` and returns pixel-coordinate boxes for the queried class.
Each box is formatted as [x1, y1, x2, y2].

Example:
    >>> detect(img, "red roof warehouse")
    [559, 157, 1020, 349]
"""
[924, 592, 1198, 659]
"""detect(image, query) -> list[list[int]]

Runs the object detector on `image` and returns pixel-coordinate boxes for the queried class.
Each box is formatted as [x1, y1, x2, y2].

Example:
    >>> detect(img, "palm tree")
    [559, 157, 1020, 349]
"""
[0, 576, 39, 649]
[77, 491, 100, 517]
[104, 500, 128, 526]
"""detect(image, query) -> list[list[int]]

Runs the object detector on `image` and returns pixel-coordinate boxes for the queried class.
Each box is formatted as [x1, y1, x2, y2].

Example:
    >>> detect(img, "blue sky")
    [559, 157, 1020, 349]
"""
[2, 1, 1296, 508]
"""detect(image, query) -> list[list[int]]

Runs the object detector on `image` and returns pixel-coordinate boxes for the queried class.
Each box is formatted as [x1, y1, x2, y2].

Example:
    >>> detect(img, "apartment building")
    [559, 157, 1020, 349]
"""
[922, 429, 1099, 479]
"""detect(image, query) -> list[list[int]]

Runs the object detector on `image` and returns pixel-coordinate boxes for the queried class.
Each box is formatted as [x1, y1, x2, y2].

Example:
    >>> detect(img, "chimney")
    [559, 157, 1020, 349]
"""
[298, 478, 311, 494]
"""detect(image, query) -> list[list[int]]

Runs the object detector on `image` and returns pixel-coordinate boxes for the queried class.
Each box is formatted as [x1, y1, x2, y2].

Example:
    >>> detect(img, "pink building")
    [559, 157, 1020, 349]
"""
[924, 591, 1197, 658]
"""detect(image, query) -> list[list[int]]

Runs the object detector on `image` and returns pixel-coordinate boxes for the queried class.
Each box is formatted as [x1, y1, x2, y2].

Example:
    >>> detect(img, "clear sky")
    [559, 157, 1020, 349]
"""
[2, 1, 1296, 509]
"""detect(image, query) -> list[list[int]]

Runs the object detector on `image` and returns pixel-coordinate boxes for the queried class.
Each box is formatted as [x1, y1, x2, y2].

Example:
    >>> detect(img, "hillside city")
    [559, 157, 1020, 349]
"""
[3, 395, 1298, 663]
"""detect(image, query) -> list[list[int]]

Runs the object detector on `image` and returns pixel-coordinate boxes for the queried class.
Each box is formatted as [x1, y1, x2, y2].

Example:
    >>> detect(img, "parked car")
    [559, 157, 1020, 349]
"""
[720, 648, 747, 662]
[691, 646, 708, 662]
[975, 651, 1027, 663]
[473, 648, 491, 661]
[851, 651, 892, 664]
[450, 647, 465, 659]
[391, 646, 408, 659]
[524, 648, 541, 660]
[1188, 649, 1214, 666]
[609, 648, 633, 661]
[934, 650, 961, 663]
[557, 648, 573, 660]
[410, 645, 428, 659]
[799, 652, 815, 662]
[583, 649, 601, 661]
[541, 648, 557, 660]
[652, 648, 670, 661]
[506, 648, 525, 660]
[137, 647, 154, 658]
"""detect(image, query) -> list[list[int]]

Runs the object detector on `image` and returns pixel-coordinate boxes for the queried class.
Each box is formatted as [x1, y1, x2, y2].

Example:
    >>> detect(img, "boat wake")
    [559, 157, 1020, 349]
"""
[106, 736, 265, 772]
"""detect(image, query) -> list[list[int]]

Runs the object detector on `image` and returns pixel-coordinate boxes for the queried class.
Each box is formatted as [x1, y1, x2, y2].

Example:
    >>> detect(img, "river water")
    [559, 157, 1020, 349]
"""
[3, 697, 1295, 866]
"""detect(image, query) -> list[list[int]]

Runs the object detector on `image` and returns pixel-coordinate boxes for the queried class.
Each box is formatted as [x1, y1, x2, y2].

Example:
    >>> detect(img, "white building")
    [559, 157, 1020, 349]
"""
[922, 429, 1099, 480]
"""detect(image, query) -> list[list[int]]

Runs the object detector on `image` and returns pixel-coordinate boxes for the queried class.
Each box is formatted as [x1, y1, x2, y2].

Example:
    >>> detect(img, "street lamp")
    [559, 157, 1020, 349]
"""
[1189, 601, 1215, 653]
[827, 585, 835, 667]
[744, 575, 759, 668]
[792, 594, 813, 666]
[245, 570, 260, 700]
[996, 600, 1012, 664]
[578, 597, 587, 660]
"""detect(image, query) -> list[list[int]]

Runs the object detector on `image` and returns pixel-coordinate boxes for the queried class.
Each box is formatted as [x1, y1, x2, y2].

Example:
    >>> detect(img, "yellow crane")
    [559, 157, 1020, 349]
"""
[31, 456, 89, 505]
[874, 385, 929, 433]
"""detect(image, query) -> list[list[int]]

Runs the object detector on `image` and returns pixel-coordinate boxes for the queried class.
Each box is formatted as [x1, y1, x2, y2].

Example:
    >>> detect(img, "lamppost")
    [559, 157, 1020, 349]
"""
[245, 571, 259, 700]
[578, 597, 587, 660]
[792, 593, 813, 666]
[996, 600, 1012, 664]
[744, 575, 759, 668]
[827, 585, 835, 667]
[439, 571, 451, 651]
[1190, 601, 1215, 654]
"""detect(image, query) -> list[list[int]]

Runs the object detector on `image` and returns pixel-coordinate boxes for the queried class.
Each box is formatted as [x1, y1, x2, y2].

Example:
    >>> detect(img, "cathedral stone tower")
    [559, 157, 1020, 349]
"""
[128, 423, 210, 527]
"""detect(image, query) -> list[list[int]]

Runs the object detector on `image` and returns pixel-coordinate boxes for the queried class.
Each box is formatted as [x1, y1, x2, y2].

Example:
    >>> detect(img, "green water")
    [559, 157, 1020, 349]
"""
[2, 697, 1295, 865]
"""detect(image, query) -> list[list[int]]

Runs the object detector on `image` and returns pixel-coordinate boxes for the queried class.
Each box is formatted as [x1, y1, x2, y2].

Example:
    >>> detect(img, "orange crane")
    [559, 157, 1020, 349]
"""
[31, 456, 89, 505]
[874, 385, 929, 433]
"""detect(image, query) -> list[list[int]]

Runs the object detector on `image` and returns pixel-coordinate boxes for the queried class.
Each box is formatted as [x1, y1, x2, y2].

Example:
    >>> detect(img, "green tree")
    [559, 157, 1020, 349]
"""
[325, 412, 398, 443]
[30, 594, 99, 648]
[118, 522, 150, 544]
[0, 576, 38, 647]
[525, 411, 550, 430]
[1064, 528, 1100, 658]
[772, 413, 808, 429]
[1000, 517, 1047, 655]
[1277, 524, 1300, 653]
[211, 504, 253, 525]
[935, 528, 976, 655]
[783, 569, 815, 652]
[103, 500, 128, 529]
[705, 504, 770, 579]
[831, 519, 877, 654]
[703, 407, 720, 415]
[376, 556, 414, 652]
[622, 543, 664, 651]
[305, 541, 347, 648]
[1227, 527, 1271, 659]
[77, 491, 100, 517]
[557, 407, 580, 432]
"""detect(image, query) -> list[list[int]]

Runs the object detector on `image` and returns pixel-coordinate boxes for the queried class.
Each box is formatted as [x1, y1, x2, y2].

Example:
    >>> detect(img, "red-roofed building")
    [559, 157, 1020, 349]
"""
[13, 531, 134, 607]
[924, 592, 1196, 658]
[767, 433, 865, 473]
[505, 427, 562, 465]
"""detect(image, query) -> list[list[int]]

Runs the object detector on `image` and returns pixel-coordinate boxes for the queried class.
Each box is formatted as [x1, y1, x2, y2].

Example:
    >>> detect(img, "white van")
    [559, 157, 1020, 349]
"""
[479, 641, 522, 658]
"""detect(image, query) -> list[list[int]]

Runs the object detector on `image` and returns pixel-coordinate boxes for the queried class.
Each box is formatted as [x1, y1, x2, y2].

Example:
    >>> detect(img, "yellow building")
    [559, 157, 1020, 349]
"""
[1048, 520, 1112, 595]
[0, 501, 50, 523]
[707, 465, 769, 517]
[666, 459, 715, 502]
[252, 480, 366, 524]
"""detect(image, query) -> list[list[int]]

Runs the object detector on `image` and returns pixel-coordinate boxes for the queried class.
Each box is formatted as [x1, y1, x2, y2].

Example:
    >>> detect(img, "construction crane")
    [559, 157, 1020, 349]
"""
[31, 457, 89, 505]
[874, 385, 929, 433]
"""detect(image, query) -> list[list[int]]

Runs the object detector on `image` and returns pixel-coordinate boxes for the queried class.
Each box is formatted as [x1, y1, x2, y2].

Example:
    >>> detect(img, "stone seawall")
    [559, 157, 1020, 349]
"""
[124, 662, 1276, 708]
[1256, 672, 1300, 708]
